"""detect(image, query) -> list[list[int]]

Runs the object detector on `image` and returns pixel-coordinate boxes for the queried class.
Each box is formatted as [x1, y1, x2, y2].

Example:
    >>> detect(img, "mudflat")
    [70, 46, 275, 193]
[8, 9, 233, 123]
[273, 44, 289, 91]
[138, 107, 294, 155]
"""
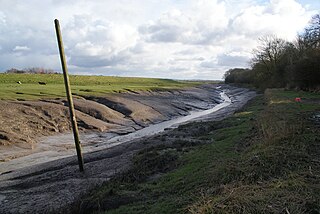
[0, 84, 255, 214]
[0, 84, 220, 164]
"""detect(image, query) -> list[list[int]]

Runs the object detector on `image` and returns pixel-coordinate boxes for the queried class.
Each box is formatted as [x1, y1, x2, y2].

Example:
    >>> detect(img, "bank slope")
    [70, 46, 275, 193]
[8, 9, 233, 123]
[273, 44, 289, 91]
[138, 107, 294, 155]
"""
[77, 89, 320, 214]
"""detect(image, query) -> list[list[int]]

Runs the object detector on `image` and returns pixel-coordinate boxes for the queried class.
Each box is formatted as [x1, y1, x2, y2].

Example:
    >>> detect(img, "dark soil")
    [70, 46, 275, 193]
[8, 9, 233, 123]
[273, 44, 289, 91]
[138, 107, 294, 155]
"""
[0, 85, 256, 214]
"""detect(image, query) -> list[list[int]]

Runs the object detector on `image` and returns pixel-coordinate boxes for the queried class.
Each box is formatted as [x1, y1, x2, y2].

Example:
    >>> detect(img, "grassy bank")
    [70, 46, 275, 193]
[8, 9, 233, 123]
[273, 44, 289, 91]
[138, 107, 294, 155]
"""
[0, 73, 201, 100]
[75, 89, 320, 214]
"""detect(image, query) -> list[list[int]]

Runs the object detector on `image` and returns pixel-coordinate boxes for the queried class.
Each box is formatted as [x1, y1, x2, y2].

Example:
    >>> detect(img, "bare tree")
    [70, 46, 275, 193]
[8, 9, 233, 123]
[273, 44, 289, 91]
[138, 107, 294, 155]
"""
[225, 15, 320, 90]
[252, 35, 288, 73]
[24, 67, 56, 74]
[304, 14, 320, 48]
[6, 67, 57, 74]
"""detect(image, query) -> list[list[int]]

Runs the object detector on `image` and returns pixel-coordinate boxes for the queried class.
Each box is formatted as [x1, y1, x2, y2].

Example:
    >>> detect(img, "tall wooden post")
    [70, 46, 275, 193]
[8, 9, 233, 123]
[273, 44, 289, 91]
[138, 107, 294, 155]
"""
[54, 19, 84, 172]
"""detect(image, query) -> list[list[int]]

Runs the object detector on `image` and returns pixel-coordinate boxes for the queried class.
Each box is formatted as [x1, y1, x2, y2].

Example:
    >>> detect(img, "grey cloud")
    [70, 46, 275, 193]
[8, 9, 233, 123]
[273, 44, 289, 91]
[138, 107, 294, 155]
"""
[217, 54, 249, 67]
[175, 49, 194, 55]
[62, 15, 137, 69]
[0, 53, 59, 71]
[139, 23, 183, 43]
[0, 0, 316, 80]
[200, 60, 217, 69]
[139, 20, 214, 45]
[138, 8, 230, 46]
[0, 18, 56, 56]
[129, 43, 145, 54]
[69, 54, 126, 68]
[172, 57, 205, 62]
[197, 57, 205, 61]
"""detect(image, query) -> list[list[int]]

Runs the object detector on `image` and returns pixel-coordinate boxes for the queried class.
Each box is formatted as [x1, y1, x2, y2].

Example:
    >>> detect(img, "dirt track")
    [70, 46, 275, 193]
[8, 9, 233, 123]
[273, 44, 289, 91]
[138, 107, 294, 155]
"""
[0, 85, 256, 214]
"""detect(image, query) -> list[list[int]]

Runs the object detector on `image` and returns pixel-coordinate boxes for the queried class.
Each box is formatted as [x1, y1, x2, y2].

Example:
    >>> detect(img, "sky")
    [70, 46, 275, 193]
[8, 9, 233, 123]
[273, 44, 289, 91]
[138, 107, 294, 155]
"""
[0, 0, 319, 80]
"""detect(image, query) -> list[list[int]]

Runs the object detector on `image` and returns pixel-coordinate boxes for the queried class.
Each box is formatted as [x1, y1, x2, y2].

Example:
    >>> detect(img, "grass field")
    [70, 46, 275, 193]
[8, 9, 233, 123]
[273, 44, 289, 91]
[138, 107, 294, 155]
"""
[76, 89, 320, 213]
[0, 73, 202, 100]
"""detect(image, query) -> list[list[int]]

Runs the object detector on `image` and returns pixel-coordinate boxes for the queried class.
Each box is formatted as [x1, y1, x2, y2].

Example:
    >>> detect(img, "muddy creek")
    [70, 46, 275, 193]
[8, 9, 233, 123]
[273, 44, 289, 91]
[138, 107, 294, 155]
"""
[0, 91, 231, 174]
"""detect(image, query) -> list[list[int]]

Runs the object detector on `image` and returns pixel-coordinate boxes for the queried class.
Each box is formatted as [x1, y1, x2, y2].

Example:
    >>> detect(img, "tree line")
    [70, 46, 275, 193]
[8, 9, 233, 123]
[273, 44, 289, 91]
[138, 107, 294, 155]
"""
[225, 14, 320, 91]
[5, 67, 59, 74]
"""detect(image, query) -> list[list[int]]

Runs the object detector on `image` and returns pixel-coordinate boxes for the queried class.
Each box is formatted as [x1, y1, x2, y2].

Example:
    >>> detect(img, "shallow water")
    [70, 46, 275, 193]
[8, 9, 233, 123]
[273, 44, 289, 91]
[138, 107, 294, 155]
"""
[85, 91, 231, 152]
[0, 90, 231, 173]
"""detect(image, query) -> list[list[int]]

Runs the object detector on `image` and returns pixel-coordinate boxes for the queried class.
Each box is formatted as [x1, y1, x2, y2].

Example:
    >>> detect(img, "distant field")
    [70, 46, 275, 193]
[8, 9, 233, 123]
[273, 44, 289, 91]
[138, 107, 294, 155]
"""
[0, 73, 205, 100]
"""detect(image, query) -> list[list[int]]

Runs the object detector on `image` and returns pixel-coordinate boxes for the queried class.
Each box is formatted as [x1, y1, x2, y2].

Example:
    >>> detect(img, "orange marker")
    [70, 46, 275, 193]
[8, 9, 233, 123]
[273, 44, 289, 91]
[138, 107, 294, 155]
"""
[295, 97, 301, 102]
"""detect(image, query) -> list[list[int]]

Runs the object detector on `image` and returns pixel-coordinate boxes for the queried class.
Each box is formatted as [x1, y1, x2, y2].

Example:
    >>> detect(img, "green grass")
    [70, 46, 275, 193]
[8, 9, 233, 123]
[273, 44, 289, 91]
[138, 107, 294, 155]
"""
[74, 88, 320, 214]
[0, 73, 202, 100]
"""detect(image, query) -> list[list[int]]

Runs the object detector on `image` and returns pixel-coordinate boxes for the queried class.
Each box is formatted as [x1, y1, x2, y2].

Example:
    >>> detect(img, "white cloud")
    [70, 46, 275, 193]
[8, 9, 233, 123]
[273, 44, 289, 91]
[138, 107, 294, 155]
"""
[139, 9, 195, 43]
[139, 0, 229, 45]
[62, 15, 139, 68]
[0, 11, 6, 25]
[13, 46, 30, 51]
[0, 0, 318, 79]
[231, 0, 311, 40]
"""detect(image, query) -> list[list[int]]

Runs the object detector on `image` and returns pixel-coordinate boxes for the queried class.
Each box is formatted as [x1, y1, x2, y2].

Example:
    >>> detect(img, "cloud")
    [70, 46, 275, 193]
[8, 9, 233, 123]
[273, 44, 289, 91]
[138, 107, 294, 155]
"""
[0, 53, 59, 70]
[139, 1, 229, 45]
[13, 46, 30, 51]
[231, 0, 311, 40]
[0, 0, 318, 79]
[69, 54, 127, 68]
[0, 11, 6, 25]
[200, 60, 218, 69]
[139, 9, 194, 43]
[63, 15, 138, 68]
[217, 53, 250, 67]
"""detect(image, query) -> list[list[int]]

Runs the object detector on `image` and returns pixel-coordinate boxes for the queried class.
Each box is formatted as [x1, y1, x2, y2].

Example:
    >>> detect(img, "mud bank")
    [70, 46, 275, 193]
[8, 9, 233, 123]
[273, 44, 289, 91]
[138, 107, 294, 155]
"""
[0, 84, 220, 163]
[0, 85, 256, 214]
[0, 91, 231, 173]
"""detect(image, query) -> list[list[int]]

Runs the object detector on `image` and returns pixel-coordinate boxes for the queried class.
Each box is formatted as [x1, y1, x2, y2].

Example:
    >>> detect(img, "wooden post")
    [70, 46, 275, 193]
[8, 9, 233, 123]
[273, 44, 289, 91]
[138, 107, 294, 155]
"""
[54, 19, 84, 172]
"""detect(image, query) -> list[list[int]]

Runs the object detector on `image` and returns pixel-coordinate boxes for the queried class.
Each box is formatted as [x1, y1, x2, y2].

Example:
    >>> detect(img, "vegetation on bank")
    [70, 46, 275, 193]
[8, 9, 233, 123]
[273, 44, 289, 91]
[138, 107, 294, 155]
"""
[0, 73, 202, 100]
[74, 89, 320, 213]
[224, 14, 320, 91]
